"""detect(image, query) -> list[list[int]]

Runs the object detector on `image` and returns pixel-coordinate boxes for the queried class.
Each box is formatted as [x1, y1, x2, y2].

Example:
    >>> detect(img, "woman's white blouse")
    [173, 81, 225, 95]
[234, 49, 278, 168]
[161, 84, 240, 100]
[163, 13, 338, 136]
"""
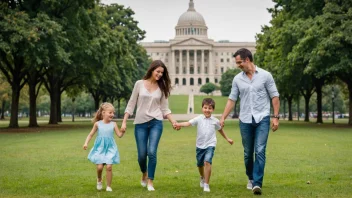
[124, 80, 171, 124]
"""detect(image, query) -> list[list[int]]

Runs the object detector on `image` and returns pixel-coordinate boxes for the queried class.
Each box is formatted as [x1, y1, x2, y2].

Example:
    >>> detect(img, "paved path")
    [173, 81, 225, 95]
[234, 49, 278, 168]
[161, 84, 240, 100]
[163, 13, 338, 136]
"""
[187, 91, 194, 114]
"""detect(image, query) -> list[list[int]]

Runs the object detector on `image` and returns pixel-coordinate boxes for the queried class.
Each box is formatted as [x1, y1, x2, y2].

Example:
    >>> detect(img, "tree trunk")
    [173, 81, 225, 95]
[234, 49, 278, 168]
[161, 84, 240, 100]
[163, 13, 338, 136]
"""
[72, 98, 75, 122]
[117, 99, 121, 118]
[297, 96, 300, 121]
[49, 79, 60, 124]
[93, 95, 100, 111]
[9, 84, 20, 128]
[339, 76, 352, 125]
[315, 79, 323, 124]
[28, 80, 39, 127]
[57, 93, 62, 122]
[288, 96, 293, 121]
[304, 95, 310, 122]
[1, 100, 5, 120]
[283, 98, 286, 120]
[348, 83, 352, 125]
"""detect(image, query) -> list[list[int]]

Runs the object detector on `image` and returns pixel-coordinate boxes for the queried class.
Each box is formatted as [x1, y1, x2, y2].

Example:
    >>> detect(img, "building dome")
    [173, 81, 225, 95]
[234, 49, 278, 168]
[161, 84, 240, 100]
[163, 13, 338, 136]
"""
[177, 8, 206, 26]
[175, 0, 208, 39]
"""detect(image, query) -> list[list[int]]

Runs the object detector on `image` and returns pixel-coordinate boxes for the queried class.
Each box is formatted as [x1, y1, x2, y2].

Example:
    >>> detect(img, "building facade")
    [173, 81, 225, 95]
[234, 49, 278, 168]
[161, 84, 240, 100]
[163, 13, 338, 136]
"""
[141, 0, 256, 95]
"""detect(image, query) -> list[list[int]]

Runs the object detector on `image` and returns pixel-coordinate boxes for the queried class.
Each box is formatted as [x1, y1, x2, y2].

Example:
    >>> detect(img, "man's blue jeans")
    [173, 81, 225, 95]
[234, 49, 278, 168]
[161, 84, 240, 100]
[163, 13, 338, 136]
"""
[134, 119, 163, 180]
[239, 116, 270, 188]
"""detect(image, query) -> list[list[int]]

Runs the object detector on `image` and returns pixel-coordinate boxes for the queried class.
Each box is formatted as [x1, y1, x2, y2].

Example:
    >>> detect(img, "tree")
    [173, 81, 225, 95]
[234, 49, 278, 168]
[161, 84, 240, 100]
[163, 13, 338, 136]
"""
[301, 1, 352, 125]
[256, 0, 333, 123]
[219, 68, 241, 118]
[219, 68, 241, 96]
[0, 73, 10, 119]
[86, 3, 148, 112]
[200, 83, 217, 95]
[0, 4, 54, 127]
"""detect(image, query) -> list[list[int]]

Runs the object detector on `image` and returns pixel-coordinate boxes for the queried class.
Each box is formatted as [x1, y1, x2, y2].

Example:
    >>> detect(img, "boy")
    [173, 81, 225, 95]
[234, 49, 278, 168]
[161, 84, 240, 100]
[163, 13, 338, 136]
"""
[174, 98, 233, 192]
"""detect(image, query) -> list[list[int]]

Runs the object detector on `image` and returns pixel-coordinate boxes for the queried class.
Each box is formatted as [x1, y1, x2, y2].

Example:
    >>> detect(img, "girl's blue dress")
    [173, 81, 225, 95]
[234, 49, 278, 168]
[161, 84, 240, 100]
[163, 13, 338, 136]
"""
[88, 121, 120, 164]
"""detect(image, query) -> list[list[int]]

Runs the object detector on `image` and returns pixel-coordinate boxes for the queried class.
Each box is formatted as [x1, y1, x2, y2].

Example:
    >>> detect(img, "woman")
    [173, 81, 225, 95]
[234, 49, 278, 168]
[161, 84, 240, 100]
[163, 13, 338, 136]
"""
[121, 60, 178, 191]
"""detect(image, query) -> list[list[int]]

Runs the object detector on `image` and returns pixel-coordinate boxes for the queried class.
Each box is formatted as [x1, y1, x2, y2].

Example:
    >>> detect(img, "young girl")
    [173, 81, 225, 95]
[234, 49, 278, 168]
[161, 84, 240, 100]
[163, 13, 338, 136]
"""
[83, 102, 124, 192]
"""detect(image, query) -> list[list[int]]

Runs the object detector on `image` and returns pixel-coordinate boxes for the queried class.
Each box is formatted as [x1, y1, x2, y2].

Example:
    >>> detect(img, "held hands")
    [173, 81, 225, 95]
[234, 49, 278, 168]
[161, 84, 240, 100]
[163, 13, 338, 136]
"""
[219, 118, 225, 128]
[172, 122, 181, 130]
[120, 122, 127, 133]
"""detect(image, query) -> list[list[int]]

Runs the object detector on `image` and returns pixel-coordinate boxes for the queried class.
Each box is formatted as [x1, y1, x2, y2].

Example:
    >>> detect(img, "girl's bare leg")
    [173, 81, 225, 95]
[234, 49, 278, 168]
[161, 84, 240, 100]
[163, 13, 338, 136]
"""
[106, 165, 113, 187]
[97, 164, 104, 182]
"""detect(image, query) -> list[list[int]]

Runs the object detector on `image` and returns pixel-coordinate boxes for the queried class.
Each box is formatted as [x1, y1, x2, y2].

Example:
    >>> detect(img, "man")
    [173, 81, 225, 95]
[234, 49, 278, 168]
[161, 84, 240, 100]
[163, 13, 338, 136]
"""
[220, 48, 280, 195]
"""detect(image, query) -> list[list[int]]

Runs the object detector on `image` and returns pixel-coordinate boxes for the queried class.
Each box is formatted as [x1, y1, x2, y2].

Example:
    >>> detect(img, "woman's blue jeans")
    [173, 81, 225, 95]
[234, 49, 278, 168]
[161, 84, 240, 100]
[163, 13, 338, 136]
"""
[239, 116, 270, 188]
[134, 119, 163, 180]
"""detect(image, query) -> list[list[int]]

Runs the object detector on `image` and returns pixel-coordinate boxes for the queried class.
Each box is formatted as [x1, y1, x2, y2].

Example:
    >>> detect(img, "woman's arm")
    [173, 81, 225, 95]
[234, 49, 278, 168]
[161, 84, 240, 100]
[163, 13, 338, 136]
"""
[121, 81, 140, 132]
[120, 112, 129, 133]
[165, 114, 180, 130]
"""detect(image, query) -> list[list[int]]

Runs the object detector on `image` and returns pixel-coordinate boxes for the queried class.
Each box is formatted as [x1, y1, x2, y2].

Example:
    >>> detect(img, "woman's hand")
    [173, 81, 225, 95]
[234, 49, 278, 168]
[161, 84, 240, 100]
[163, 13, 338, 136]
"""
[172, 121, 181, 130]
[120, 122, 127, 133]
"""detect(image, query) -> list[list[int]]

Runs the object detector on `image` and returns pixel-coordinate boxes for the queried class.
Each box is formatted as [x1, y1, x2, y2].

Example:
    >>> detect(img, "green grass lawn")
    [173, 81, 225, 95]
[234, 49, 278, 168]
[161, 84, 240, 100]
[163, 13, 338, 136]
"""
[194, 95, 229, 114]
[168, 95, 189, 114]
[0, 120, 351, 197]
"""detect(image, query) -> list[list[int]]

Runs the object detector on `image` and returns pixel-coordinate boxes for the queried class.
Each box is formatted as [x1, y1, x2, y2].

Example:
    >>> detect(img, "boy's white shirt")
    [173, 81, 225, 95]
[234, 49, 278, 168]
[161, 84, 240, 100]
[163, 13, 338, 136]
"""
[189, 115, 221, 149]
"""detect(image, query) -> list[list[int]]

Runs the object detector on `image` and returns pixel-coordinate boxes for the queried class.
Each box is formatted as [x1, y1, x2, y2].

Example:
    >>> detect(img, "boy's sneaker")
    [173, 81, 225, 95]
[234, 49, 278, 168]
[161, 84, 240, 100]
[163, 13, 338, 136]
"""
[252, 186, 262, 195]
[203, 183, 210, 192]
[96, 181, 103, 190]
[247, 180, 253, 190]
[106, 186, 112, 192]
[200, 177, 205, 188]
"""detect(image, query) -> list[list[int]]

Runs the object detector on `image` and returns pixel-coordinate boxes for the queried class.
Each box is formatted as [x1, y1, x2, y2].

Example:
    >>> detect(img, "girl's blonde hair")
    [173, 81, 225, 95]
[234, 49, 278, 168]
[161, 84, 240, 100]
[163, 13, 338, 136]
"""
[92, 102, 115, 123]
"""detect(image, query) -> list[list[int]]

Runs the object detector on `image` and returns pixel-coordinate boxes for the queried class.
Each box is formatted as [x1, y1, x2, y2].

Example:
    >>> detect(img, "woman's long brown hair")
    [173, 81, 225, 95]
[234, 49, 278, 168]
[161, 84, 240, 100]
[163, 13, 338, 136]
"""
[143, 60, 171, 98]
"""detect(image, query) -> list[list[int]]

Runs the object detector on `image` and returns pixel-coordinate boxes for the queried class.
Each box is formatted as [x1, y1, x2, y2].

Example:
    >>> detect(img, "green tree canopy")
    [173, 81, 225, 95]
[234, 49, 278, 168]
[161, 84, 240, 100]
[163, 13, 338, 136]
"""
[200, 83, 217, 95]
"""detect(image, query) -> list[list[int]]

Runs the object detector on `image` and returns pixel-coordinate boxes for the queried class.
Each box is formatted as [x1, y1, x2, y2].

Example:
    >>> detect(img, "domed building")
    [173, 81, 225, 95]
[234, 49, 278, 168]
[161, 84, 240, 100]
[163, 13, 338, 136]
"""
[141, 0, 255, 95]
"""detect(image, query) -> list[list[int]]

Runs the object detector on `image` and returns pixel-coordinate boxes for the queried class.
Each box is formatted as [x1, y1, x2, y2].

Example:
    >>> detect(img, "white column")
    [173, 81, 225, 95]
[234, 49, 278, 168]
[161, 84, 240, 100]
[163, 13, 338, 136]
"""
[201, 50, 204, 74]
[187, 50, 190, 75]
[209, 50, 213, 79]
[194, 50, 197, 74]
[179, 50, 183, 74]
[172, 50, 175, 75]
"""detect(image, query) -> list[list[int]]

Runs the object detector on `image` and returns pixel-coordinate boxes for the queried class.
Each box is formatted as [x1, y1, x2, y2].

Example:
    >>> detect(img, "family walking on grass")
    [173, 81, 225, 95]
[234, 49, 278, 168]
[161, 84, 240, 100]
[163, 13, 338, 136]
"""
[83, 48, 280, 195]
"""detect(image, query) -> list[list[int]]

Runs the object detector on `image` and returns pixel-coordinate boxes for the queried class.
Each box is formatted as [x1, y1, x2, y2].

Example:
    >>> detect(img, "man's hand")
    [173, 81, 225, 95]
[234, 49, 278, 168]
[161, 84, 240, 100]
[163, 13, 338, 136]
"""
[220, 118, 225, 128]
[271, 118, 279, 132]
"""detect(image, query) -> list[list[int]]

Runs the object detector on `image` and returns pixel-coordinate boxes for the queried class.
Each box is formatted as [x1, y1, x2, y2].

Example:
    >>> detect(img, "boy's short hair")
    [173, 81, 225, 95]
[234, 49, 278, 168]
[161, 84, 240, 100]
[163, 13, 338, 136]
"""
[202, 98, 215, 109]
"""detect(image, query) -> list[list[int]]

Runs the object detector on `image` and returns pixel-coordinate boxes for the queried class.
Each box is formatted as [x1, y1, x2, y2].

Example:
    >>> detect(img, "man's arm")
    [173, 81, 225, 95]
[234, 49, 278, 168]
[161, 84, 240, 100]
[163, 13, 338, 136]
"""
[220, 99, 236, 128]
[271, 96, 280, 132]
